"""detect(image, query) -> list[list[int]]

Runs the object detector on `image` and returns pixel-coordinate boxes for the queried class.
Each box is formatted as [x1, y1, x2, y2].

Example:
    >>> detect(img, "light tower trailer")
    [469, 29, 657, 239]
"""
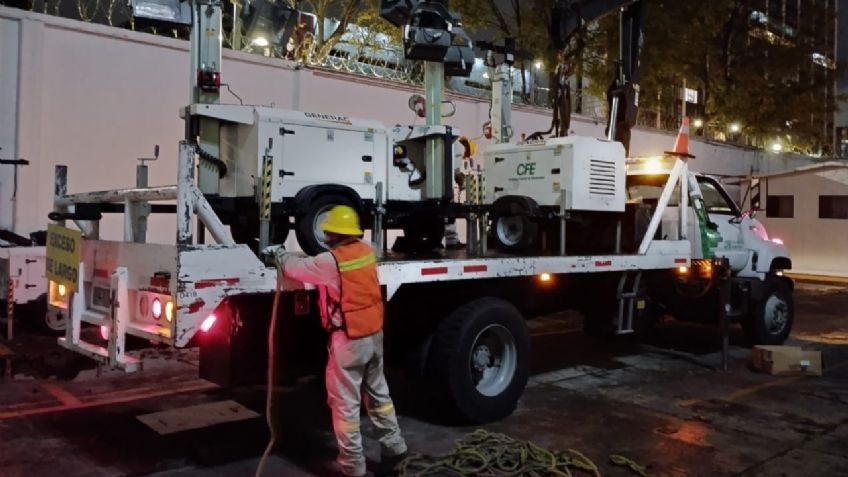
[0, 246, 51, 335]
[49, 142, 701, 423]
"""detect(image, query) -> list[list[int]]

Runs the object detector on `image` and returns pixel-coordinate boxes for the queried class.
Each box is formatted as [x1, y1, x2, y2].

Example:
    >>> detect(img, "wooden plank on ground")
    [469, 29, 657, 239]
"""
[136, 400, 260, 435]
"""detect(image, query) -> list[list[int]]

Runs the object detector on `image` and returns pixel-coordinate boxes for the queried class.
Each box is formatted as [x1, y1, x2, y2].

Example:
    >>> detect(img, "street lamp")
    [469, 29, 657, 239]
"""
[770, 142, 783, 152]
[534, 60, 543, 70]
[693, 118, 704, 129]
[729, 123, 741, 133]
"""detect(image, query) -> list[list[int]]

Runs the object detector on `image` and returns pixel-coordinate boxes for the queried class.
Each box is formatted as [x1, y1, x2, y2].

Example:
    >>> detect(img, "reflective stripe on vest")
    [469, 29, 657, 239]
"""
[330, 240, 384, 339]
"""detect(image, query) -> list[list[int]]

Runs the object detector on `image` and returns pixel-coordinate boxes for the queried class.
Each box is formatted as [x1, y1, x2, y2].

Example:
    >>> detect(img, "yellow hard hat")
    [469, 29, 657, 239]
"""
[321, 205, 363, 236]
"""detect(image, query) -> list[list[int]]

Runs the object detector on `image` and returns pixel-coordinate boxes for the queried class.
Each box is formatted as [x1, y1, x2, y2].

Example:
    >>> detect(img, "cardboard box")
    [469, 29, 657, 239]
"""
[751, 345, 822, 376]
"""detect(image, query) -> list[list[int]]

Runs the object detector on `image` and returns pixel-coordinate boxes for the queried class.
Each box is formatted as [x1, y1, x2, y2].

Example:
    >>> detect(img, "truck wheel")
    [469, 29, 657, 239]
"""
[743, 277, 793, 345]
[29, 294, 64, 335]
[491, 214, 537, 253]
[295, 194, 356, 255]
[427, 297, 530, 423]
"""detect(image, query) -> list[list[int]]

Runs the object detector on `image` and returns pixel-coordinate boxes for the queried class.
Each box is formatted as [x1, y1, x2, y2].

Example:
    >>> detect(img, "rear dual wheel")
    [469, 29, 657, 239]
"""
[425, 297, 530, 423]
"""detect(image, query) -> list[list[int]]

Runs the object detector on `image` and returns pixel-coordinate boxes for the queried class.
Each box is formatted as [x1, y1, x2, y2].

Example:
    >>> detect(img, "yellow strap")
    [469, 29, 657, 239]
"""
[371, 402, 395, 416]
[338, 253, 376, 273]
[336, 418, 361, 433]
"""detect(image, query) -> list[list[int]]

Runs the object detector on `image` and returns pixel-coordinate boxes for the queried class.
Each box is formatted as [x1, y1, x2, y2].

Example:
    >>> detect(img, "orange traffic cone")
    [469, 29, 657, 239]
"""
[667, 117, 695, 158]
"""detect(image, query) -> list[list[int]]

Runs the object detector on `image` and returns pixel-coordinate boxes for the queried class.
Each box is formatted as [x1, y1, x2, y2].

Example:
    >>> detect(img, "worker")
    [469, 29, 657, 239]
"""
[275, 205, 408, 477]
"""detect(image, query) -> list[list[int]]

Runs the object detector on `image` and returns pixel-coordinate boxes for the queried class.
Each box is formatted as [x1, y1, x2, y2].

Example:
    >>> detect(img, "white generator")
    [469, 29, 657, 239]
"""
[0, 246, 57, 333]
[187, 104, 459, 254]
[485, 136, 626, 212]
[190, 104, 391, 203]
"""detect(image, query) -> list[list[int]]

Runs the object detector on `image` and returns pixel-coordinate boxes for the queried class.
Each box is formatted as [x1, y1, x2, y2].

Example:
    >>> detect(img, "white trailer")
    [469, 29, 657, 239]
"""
[48, 141, 701, 423]
[0, 246, 57, 335]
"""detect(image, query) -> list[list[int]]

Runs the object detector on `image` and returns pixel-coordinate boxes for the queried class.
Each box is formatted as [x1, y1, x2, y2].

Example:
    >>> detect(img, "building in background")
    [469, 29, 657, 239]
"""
[755, 162, 848, 277]
[752, 0, 839, 155]
[836, 0, 848, 158]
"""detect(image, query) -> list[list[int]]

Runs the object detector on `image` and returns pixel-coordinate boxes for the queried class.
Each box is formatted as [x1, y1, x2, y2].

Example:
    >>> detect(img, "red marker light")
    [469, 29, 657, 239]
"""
[200, 315, 217, 332]
[152, 298, 162, 320]
[100, 325, 109, 341]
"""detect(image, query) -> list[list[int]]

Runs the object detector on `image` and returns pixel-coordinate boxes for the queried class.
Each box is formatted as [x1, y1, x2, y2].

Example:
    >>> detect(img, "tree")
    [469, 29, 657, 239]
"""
[454, 0, 557, 102]
[579, 0, 839, 154]
[292, 0, 365, 63]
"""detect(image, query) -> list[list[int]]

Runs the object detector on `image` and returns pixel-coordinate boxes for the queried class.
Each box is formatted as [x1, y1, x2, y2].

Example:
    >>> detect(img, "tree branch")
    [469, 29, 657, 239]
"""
[487, 0, 512, 36]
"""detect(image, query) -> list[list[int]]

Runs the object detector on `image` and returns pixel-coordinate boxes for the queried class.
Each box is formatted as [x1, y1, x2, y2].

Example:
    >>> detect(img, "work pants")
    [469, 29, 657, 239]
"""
[326, 330, 407, 477]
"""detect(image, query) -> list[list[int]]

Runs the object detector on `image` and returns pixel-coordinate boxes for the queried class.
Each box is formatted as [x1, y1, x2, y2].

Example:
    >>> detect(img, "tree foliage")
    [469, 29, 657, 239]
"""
[452, 0, 839, 153]
[287, 0, 365, 62]
[578, 0, 840, 153]
[454, 0, 557, 99]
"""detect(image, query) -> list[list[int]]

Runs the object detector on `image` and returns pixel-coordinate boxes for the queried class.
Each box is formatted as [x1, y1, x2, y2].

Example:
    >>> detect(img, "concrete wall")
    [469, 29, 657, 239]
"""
[0, 6, 824, 244]
[0, 16, 20, 230]
[759, 169, 848, 277]
[837, 2, 848, 128]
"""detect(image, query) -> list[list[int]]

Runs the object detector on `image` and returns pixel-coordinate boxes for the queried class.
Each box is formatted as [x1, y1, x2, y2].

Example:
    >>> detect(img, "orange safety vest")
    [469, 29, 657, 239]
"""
[330, 239, 384, 339]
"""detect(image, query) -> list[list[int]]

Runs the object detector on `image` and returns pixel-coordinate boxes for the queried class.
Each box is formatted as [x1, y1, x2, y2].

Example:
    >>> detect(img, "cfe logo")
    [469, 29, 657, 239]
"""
[516, 163, 537, 176]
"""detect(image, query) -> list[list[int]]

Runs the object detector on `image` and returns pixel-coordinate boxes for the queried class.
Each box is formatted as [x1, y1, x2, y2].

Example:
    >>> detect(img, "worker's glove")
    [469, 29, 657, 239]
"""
[261, 244, 286, 267]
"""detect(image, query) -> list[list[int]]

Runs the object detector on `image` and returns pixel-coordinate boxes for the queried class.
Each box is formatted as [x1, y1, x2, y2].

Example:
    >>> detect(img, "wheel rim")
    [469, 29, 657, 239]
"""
[312, 204, 336, 250]
[764, 294, 789, 335]
[45, 310, 66, 332]
[469, 324, 517, 397]
[496, 216, 524, 247]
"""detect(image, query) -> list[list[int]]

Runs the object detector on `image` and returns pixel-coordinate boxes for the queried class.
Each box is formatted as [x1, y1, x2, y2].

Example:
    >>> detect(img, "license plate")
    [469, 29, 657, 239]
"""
[92, 286, 111, 309]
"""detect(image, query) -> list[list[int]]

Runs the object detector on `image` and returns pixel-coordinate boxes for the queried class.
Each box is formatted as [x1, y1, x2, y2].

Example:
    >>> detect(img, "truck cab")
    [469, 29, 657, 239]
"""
[626, 155, 794, 345]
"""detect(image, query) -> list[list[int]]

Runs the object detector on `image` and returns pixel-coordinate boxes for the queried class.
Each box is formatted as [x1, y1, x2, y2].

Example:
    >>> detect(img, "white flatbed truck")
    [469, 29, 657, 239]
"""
[48, 141, 710, 423]
[43, 0, 793, 424]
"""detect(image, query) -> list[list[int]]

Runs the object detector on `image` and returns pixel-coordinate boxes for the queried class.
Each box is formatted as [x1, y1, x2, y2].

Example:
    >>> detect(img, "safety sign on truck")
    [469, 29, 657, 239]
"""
[46, 224, 82, 292]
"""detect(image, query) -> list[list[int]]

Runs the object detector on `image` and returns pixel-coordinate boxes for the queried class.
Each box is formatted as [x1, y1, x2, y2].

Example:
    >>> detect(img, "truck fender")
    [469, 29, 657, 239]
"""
[491, 195, 541, 217]
[770, 257, 792, 273]
[293, 185, 365, 216]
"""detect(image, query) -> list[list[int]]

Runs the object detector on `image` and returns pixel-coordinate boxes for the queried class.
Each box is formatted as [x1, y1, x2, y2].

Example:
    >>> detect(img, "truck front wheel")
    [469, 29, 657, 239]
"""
[427, 297, 530, 423]
[743, 277, 794, 345]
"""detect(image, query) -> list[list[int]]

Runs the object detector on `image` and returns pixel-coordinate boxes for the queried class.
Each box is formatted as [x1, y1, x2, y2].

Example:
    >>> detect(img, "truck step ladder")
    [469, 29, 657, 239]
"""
[615, 271, 643, 335]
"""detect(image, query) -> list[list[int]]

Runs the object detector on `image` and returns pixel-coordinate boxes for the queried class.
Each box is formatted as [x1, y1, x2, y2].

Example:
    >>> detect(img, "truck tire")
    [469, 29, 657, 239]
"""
[491, 213, 537, 253]
[295, 193, 357, 255]
[28, 294, 64, 335]
[427, 297, 530, 424]
[742, 277, 793, 345]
